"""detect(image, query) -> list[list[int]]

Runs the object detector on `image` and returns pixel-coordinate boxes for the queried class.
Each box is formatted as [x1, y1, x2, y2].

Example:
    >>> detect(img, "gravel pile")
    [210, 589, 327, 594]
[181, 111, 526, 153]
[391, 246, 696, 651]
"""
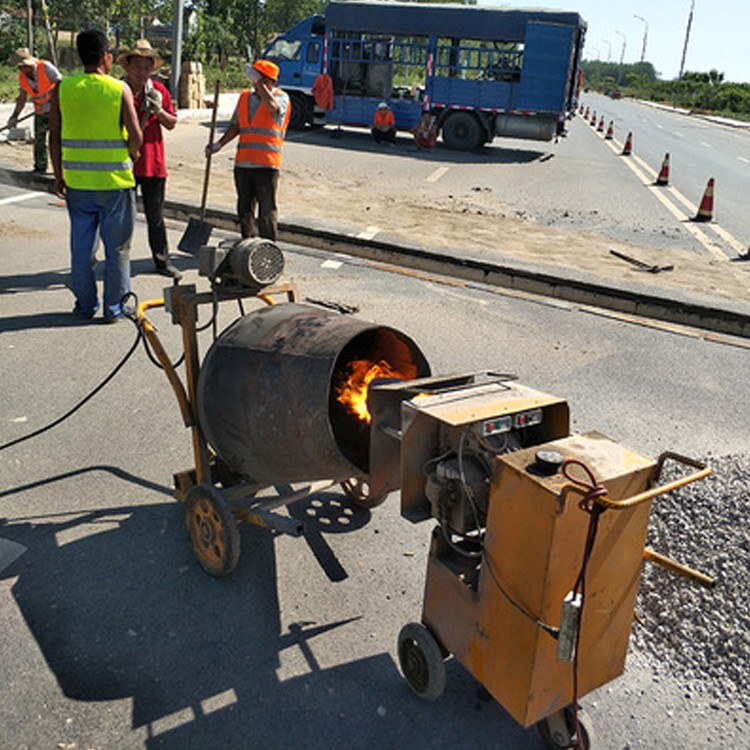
[632, 453, 750, 712]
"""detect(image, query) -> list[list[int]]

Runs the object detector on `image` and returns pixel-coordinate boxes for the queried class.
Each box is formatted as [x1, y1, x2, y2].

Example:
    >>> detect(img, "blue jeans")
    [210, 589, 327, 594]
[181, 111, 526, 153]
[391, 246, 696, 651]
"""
[67, 187, 135, 320]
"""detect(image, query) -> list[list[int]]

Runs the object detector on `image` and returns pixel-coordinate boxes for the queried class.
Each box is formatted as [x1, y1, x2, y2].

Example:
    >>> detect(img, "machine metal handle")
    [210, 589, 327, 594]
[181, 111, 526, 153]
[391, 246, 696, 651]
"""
[643, 547, 716, 589]
[595, 451, 710, 510]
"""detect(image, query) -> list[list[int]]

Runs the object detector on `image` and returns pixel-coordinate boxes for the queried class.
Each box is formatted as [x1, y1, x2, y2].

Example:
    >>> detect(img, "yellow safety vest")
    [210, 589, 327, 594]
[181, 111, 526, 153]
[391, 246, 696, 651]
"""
[59, 73, 134, 190]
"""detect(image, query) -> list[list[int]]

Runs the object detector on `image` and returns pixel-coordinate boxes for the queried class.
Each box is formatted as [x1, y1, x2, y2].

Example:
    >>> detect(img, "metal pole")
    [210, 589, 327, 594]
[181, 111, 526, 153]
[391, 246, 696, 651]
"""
[601, 39, 611, 62]
[614, 30, 626, 84]
[26, 0, 33, 52]
[170, 0, 184, 105]
[675, 0, 695, 108]
[633, 14, 648, 63]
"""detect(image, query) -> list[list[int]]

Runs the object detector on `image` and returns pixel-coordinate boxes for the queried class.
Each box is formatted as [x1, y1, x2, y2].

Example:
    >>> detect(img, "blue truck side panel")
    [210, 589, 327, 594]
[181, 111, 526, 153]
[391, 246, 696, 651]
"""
[430, 79, 517, 112]
[517, 23, 575, 112]
[330, 98, 424, 130]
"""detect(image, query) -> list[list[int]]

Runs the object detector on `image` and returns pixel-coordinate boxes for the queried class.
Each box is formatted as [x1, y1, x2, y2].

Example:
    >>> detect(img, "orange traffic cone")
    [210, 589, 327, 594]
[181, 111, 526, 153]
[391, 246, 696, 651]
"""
[655, 153, 670, 185]
[590, 111, 598, 126]
[621, 132, 633, 155]
[605, 121, 614, 139]
[692, 178, 714, 222]
[597, 117, 605, 132]
[584, 106, 590, 119]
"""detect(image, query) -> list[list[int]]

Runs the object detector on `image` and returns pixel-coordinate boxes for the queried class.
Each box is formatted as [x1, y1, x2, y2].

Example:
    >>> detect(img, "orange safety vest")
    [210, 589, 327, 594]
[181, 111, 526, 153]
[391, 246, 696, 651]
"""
[374, 108, 394, 129]
[236, 88, 291, 169]
[19, 61, 56, 115]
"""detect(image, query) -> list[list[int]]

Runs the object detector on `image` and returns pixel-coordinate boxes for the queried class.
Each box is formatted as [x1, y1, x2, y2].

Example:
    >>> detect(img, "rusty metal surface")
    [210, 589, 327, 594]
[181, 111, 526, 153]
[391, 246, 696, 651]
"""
[196, 303, 429, 485]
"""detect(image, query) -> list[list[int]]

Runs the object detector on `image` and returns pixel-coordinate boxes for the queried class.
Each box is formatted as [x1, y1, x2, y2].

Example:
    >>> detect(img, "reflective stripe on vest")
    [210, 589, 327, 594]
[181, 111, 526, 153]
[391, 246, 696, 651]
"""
[236, 89, 290, 168]
[59, 73, 134, 190]
[19, 62, 55, 115]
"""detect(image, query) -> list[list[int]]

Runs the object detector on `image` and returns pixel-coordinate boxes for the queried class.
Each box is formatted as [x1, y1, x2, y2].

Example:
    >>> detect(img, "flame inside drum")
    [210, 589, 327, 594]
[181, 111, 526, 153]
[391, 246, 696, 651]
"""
[336, 359, 415, 423]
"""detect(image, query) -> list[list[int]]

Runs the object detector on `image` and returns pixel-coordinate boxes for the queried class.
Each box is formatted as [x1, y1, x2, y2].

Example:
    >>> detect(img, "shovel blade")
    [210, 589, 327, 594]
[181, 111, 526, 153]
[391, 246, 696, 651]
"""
[178, 217, 214, 255]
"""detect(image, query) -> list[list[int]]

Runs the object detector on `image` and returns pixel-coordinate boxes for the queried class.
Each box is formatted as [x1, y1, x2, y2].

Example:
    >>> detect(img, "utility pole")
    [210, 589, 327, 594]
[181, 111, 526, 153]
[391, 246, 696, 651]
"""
[26, 0, 33, 52]
[170, 0, 184, 106]
[675, 0, 695, 108]
[633, 14, 648, 64]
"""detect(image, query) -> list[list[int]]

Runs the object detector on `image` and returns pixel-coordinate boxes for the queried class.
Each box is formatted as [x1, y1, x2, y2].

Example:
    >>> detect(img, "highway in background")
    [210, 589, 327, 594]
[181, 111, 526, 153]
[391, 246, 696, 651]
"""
[580, 92, 750, 256]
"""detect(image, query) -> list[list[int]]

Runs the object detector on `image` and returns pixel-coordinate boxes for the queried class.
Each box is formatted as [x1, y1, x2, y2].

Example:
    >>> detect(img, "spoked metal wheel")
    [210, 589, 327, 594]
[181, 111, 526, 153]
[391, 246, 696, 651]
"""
[537, 705, 595, 749]
[341, 476, 388, 509]
[397, 622, 446, 701]
[185, 484, 240, 577]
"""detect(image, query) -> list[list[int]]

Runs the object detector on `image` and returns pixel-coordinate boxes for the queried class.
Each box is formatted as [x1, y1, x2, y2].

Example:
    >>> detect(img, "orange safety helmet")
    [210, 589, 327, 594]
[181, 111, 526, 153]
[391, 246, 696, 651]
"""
[253, 59, 279, 82]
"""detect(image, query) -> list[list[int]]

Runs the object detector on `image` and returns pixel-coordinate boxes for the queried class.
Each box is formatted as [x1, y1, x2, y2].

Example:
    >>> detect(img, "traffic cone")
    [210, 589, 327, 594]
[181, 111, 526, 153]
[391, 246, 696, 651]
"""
[605, 121, 614, 139]
[655, 153, 670, 185]
[590, 110, 598, 126]
[597, 116, 605, 132]
[621, 132, 633, 155]
[584, 106, 590, 119]
[579, 104, 584, 114]
[692, 178, 714, 222]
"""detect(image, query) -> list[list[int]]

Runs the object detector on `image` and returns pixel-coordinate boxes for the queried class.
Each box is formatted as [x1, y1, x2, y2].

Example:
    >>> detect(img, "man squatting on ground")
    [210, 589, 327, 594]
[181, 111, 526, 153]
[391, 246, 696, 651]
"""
[49, 29, 142, 323]
[205, 59, 290, 241]
[6, 47, 63, 173]
[118, 39, 181, 280]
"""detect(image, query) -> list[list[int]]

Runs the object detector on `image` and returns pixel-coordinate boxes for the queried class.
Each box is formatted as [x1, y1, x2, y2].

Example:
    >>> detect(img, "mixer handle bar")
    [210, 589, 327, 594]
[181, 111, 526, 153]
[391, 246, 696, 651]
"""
[594, 451, 710, 511]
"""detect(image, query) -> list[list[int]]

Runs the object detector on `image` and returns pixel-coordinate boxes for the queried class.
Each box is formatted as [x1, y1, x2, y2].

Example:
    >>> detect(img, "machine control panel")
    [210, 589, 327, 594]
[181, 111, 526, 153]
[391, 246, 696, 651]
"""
[477, 409, 543, 437]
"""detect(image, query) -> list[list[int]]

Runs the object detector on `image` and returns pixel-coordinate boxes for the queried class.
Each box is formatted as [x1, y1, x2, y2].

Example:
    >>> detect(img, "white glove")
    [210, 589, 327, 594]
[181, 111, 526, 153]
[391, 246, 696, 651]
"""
[205, 142, 222, 157]
[144, 87, 163, 115]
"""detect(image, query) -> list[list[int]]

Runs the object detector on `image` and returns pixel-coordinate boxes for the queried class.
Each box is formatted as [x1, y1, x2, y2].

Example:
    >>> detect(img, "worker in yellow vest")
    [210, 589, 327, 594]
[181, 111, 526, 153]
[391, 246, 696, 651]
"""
[206, 59, 291, 241]
[49, 29, 142, 323]
[6, 47, 62, 173]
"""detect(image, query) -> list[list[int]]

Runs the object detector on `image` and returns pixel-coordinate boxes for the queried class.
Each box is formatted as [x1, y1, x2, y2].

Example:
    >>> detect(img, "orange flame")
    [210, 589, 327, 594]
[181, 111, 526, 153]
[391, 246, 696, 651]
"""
[336, 359, 411, 423]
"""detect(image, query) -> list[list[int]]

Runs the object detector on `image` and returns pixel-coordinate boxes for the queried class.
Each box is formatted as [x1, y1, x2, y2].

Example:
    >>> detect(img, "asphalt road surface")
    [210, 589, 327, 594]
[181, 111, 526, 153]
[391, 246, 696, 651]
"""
[1, 184, 748, 749]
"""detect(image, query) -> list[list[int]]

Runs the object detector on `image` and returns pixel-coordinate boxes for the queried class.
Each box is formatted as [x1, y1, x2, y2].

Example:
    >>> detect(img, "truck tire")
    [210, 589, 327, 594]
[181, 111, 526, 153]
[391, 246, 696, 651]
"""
[441, 111, 482, 151]
[289, 92, 312, 130]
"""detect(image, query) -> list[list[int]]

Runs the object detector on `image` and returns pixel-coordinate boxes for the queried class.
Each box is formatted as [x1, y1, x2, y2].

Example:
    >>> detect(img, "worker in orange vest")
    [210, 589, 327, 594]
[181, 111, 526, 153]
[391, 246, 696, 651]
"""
[372, 101, 396, 145]
[206, 59, 291, 241]
[6, 48, 63, 173]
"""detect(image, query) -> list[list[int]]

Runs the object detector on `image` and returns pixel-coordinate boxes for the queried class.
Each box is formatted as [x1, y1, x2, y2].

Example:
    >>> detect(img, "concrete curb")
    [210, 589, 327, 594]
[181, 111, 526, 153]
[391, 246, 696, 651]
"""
[2, 166, 749, 340]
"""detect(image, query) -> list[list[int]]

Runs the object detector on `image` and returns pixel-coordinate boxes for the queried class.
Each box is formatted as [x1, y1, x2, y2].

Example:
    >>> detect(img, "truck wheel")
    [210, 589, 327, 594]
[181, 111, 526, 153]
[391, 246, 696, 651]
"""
[289, 92, 311, 130]
[441, 112, 482, 150]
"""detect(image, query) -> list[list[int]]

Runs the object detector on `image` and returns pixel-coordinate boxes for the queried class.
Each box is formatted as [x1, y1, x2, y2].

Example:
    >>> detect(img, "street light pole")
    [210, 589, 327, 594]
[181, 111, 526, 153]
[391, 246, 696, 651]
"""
[633, 14, 648, 63]
[602, 39, 612, 62]
[675, 0, 695, 108]
[614, 30, 626, 84]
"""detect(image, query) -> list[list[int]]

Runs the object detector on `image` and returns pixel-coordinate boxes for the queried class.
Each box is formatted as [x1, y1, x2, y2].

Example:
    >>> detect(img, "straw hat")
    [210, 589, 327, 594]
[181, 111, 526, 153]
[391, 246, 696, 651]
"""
[12, 48, 38, 67]
[116, 39, 164, 69]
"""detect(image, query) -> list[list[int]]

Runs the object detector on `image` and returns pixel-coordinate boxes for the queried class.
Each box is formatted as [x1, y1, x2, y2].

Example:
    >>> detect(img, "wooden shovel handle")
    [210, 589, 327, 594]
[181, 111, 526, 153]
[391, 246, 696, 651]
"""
[200, 79, 221, 218]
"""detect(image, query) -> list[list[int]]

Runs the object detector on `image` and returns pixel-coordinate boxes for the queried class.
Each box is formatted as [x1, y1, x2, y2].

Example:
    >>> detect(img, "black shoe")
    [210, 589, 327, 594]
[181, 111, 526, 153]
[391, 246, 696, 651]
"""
[156, 264, 182, 280]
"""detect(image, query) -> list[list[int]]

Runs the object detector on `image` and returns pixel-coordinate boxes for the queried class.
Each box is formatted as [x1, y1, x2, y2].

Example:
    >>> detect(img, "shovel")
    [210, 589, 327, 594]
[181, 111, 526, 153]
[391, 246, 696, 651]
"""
[0, 112, 34, 133]
[178, 79, 221, 254]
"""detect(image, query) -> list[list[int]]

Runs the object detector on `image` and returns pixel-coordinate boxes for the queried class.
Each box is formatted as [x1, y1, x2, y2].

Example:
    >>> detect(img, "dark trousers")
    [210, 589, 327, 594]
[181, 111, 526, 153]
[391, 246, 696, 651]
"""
[233, 166, 280, 241]
[372, 126, 396, 144]
[34, 114, 49, 172]
[135, 176, 170, 268]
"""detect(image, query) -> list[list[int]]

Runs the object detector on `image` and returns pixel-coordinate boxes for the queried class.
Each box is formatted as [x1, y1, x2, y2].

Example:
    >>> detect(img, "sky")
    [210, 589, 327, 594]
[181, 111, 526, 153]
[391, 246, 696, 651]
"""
[485, 1, 750, 83]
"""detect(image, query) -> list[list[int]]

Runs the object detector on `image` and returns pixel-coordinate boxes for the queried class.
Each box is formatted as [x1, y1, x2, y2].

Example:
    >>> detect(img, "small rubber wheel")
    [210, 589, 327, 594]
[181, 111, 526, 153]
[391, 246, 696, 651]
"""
[397, 622, 446, 701]
[537, 705, 595, 749]
[185, 484, 240, 577]
[341, 476, 388, 509]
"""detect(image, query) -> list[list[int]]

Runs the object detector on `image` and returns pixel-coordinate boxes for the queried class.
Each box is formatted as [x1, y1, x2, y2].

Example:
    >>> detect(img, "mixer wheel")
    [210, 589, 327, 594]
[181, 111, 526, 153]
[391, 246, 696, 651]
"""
[397, 622, 446, 701]
[537, 704, 595, 749]
[341, 476, 388, 509]
[185, 484, 240, 577]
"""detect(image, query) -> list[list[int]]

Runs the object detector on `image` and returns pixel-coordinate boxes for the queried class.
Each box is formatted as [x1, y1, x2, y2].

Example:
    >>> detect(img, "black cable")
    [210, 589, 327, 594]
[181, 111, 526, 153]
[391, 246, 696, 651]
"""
[0, 323, 143, 452]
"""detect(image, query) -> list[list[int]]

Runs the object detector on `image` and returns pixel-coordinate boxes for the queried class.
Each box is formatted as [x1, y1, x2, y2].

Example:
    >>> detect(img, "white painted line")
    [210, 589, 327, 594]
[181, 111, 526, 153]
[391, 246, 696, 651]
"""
[674, 132, 683, 138]
[700, 141, 712, 148]
[321, 259, 343, 269]
[0, 190, 46, 207]
[738, 156, 750, 164]
[425, 166, 449, 183]
[357, 226, 380, 240]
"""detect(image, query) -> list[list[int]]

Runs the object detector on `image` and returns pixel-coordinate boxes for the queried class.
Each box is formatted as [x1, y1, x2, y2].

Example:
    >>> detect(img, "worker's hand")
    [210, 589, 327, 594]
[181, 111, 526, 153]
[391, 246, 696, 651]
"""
[53, 175, 66, 199]
[144, 87, 163, 115]
[205, 142, 222, 158]
[6, 114, 18, 129]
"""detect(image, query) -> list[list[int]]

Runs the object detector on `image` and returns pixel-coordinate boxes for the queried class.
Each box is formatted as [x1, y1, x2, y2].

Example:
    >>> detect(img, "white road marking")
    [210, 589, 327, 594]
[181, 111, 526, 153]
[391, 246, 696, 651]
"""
[0, 190, 46, 207]
[321, 259, 343, 269]
[425, 166, 449, 183]
[738, 156, 750, 164]
[357, 226, 380, 240]
[700, 141, 712, 148]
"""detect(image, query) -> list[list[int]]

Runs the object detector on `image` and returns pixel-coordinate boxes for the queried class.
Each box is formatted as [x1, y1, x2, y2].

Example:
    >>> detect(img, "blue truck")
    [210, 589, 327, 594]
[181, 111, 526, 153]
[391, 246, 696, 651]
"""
[261, 1, 587, 150]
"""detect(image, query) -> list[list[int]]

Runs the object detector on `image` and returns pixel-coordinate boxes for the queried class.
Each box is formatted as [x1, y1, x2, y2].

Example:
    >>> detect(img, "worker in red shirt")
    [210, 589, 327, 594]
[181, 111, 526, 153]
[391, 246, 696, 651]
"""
[372, 101, 396, 145]
[118, 40, 181, 279]
[6, 48, 62, 173]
